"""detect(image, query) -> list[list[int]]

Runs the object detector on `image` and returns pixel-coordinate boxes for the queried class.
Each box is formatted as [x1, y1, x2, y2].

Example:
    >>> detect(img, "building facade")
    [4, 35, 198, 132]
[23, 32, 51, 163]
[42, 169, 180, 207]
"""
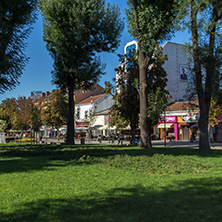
[75, 93, 115, 137]
[123, 40, 192, 102]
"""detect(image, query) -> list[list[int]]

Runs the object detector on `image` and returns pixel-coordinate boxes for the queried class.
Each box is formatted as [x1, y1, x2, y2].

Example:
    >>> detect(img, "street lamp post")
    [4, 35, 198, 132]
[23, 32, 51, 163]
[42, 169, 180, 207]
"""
[164, 108, 166, 147]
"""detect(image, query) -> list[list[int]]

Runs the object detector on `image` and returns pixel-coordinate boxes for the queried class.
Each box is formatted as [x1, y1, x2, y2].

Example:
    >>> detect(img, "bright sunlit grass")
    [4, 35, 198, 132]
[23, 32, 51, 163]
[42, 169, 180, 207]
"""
[0, 144, 222, 221]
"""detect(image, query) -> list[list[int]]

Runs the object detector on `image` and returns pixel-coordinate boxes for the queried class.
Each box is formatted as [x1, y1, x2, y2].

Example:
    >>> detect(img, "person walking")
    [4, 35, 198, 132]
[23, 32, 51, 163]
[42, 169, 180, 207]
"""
[117, 134, 120, 145]
[120, 132, 124, 145]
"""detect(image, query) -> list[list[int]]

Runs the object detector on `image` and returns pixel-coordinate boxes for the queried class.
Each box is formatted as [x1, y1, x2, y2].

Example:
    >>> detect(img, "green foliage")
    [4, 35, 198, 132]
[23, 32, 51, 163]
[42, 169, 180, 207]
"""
[106, 46, 168, 136]
[126, 0, 179, 52]
[147, 88, 168, 126]
[183, 0, 222, 150]
[0, 0, 37, 93]
[106, 52, 139, 131]
[0, 145, 222, 221]
[40, 0, 124, 144]
[0, 119, 8, 132]
[0, 96, 33, 131]
[80, 153, 214, 175]
[147, 46, 169, 125]
[0, 106, 11, 130]
[31, 104, 42, 132]
[40, 0, 124, 90]
[209, 98, 222, 128]
[126, 0, 179, 148]
[42, 89, 68, 129]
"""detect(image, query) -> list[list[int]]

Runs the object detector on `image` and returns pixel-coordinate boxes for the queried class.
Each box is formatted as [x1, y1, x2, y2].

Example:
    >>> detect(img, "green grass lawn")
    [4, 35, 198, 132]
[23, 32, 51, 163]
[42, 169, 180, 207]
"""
[1, 143, 222, 222]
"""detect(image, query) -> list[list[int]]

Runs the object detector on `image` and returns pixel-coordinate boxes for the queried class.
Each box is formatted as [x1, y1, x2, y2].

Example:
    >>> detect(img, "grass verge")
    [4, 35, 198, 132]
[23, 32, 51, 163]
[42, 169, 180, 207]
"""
[0, 144, 222, 222]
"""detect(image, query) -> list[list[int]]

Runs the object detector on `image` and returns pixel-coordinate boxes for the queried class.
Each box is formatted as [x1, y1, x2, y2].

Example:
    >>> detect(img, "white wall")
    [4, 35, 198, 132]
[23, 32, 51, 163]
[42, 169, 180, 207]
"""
[94, 94, 114, 114]
[75, 103, 92, 121]
[162, 42, 193, 101]
[121, 41, 193, 102]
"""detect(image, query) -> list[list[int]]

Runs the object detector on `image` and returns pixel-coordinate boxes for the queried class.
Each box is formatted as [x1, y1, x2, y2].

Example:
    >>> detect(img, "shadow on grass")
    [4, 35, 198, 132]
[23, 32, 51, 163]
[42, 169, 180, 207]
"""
[1, 143, 222, 158]
[1, 177, 222, 222]
[0, 144, 222, 174]
[0, 157, 65, 174]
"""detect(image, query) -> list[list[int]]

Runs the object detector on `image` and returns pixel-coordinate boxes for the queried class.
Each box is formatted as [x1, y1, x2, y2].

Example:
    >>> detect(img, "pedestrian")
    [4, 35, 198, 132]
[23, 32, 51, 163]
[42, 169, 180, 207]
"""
[98, 135, 102, 143]
[78, 133, 81, 141]
[120, 132, 124, 145]
[117, 134, 120, 145]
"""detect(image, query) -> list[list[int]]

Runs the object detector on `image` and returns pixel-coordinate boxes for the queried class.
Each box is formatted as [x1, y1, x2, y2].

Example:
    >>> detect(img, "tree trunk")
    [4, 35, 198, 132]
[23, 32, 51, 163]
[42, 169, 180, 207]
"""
[190, 1, 210, 150]
[190, 1, 219, 151]
[132, 0, 152, 148]
[139, 57, 151, 148]
[67, 82, 75, 145]
[198, 101, 210, 150]
[57, 127, 59, 141]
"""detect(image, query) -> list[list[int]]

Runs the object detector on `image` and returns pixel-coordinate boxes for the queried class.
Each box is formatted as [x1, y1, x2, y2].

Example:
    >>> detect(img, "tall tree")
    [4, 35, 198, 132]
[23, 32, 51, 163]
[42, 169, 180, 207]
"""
[0, 96, 33, 131]
[105, 46, 168, 143]
[14, 96, 33, 131]
[0, 0, 37, 93]
[40, 0, 124, 144]
[189, 0, 222, 150]
[0, 98, 18, 130]
[126, 0, 178, 148]
[105, 53, 140, 143]
[146, 47, 169, 127]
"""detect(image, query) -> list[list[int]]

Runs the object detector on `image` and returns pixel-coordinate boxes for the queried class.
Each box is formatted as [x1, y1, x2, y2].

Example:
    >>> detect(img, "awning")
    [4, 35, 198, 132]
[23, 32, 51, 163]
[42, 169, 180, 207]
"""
[98, 125, 108, 130]
[97, 125, 117, 130]
[158, 123, 173, 128]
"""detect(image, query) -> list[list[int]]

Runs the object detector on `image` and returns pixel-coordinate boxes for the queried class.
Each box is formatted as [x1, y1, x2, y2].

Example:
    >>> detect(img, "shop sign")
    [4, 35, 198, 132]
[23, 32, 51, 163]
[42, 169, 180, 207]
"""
[160, 116, 177, 123]
[182, 113, 199, 122]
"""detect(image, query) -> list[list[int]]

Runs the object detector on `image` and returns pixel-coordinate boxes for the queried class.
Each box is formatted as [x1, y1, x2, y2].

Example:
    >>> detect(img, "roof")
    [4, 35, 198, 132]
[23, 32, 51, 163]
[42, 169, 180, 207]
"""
[77, 94, 105, 105]
[167, 100, 199, 111]
[32, 92, 52, 103]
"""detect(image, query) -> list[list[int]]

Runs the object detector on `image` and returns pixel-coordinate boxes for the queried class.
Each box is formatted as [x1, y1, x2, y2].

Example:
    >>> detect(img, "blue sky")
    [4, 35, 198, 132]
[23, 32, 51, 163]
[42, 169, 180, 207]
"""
[0, 0, 190, 102]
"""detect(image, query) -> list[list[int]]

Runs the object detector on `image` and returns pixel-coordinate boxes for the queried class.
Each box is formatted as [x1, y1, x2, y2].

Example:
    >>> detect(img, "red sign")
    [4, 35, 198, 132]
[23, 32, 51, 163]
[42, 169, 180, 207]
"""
[105, 118, 110, 122]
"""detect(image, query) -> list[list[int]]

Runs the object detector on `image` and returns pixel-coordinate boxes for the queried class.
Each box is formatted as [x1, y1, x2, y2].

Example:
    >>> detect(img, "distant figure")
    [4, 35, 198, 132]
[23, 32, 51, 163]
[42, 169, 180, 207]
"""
[129, 137, 132, 145]
[98, 135, 102, 143]
[78, 133, 81, 139]
[180, 68, 188, 80]
[117, 134, 120, 145]
[111, 134, 115, 144]
[120, 132, 124, 145]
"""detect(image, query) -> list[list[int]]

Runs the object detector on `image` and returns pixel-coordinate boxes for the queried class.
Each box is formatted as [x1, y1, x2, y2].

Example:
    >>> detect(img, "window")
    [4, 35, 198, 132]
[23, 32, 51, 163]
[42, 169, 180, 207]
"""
[76, 107, 80, 120]
[85, 110, 88, 119]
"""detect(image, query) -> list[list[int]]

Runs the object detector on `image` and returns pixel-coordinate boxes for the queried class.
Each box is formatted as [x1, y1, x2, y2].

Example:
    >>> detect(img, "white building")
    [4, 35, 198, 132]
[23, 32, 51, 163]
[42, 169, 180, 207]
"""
[122, 40, 192, 102]
[75, 93, 115, 136]
[162, 42, 193, 101]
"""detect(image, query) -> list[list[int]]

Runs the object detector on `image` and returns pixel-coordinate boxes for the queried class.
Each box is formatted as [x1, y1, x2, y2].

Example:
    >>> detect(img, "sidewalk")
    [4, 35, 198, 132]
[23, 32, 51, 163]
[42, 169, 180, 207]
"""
[42, 138, 222, 150]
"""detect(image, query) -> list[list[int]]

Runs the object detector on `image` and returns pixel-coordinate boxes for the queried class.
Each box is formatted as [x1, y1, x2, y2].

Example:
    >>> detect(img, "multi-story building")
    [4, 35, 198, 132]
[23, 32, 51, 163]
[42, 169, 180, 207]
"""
[122, 40, 192, 101]
[75, 93, 115, 137]
[162, 42, 193, 101]
[32, 83, 106, 137]
[120, 40, 197, 141]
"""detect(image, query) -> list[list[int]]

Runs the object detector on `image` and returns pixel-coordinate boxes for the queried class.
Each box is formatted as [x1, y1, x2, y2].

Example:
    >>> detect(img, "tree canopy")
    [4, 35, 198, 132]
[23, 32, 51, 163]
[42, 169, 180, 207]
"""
[185, 0, 222, 150]
[0, 0, 37, 94]
[40, 0, 124, 144]
[42, 89, 68, 139]
[0, 96, 33, 131]
[105, 46, 168, 143]
[126, 0, 179, 148]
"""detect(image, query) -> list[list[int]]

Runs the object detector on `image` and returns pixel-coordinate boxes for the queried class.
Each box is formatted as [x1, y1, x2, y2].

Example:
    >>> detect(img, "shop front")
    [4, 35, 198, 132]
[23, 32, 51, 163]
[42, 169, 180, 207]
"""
[177, 116, 190, 140]
[158, 116, 179, 141]
[179, 113, 199, 141]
